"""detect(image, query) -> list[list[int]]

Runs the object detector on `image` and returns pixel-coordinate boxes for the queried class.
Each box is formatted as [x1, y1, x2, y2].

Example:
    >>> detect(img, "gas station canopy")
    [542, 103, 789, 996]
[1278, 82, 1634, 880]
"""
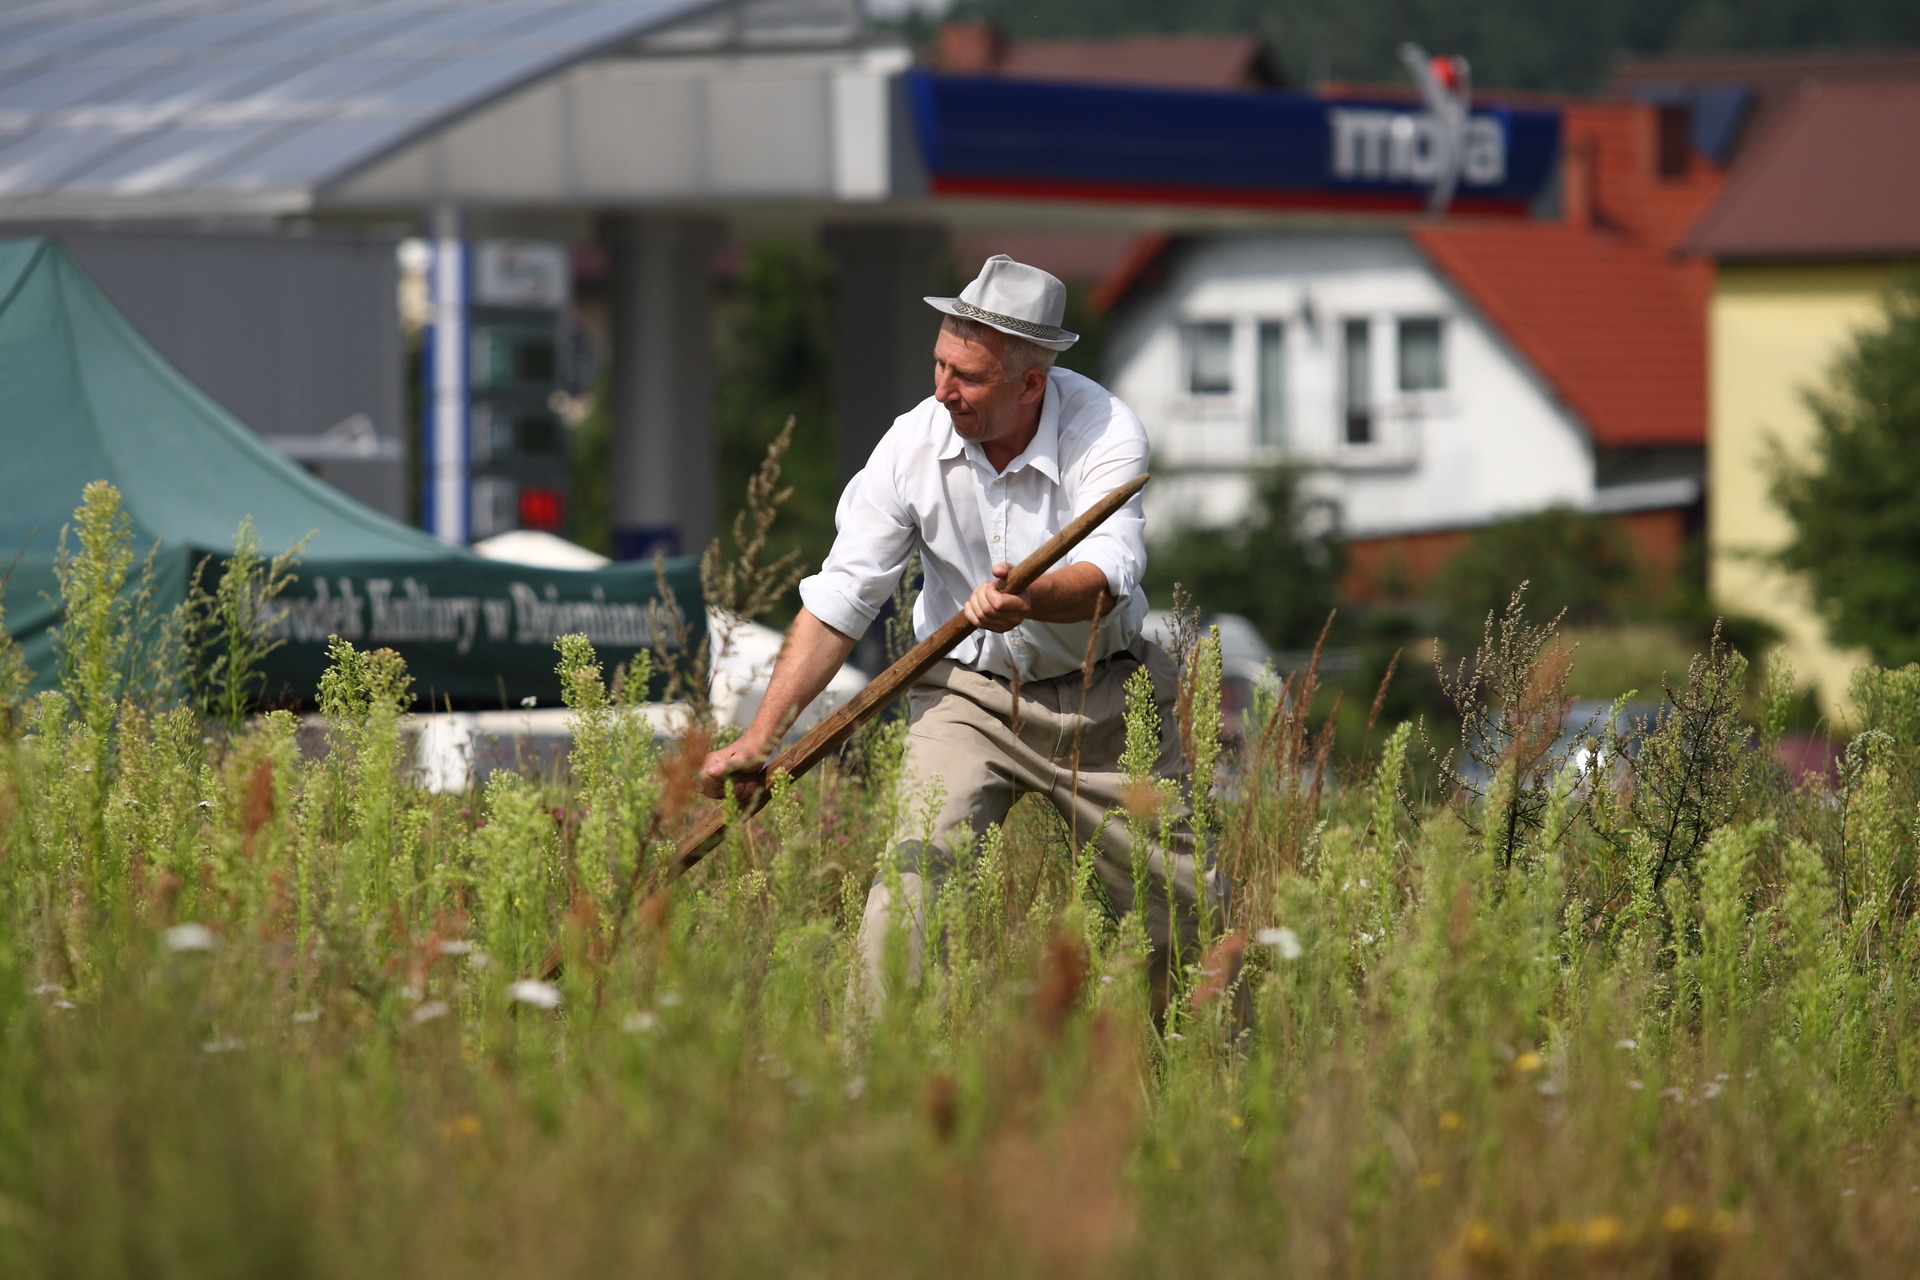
[0, 0, 1561, 224]
[0, 0, 818, 219]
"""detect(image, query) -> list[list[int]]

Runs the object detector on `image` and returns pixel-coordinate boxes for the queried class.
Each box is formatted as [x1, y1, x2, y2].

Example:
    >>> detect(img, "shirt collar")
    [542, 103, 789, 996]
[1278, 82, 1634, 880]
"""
[936, 373, 1062, 482]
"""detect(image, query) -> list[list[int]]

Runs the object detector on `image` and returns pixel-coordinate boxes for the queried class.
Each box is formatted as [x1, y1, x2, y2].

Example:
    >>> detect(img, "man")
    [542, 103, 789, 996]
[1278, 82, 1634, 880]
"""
[700, 255, 1220, 1011]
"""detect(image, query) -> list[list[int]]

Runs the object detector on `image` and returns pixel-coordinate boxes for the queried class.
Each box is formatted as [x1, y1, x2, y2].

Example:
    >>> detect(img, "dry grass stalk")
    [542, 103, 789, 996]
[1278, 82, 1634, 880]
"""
[1223, 610, 1338, 923]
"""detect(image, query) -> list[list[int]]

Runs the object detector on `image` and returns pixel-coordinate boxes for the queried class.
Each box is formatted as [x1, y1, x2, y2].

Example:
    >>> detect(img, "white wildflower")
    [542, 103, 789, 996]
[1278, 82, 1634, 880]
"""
[437, 939, 473, 956]
[621, 1010, 660, 1033]
[657, 990, 683, 1008]
[202, 1036, 245, 1054]
[844, 1074, 867, 1102]
[291, 1009, 322, 1025]
[1615, 1038, 1638, 1050]
[411, 1000, 451, 1025]
[162, 923, 218, 953]
[508, 978, 562, 1010]
[1256, 926, 1303, 960]
[32, 983, 62, 997]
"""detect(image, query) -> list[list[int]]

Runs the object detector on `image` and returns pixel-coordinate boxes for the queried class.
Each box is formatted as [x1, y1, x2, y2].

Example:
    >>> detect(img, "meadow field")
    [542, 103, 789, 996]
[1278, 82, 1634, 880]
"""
[3, 483, 1920, 1278]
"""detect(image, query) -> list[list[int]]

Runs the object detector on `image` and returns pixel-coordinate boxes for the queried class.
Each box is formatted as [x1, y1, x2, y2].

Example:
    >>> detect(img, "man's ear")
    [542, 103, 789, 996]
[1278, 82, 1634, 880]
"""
[1018, 365, 1048, 404]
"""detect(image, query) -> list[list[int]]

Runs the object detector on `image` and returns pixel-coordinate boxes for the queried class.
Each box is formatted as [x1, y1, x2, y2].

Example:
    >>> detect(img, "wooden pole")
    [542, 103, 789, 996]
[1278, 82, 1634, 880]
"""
[666, 469, 1149, 874]
[539, 472, 1147, 979]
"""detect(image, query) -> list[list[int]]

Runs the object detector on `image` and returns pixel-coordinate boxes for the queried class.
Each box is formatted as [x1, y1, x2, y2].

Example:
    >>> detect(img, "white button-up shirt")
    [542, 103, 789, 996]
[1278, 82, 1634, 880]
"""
[798, 368, 1149, 682]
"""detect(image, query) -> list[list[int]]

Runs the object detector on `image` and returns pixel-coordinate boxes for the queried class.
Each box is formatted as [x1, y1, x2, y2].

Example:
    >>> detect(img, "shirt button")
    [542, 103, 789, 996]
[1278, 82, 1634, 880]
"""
[992, 535, 1000, 542]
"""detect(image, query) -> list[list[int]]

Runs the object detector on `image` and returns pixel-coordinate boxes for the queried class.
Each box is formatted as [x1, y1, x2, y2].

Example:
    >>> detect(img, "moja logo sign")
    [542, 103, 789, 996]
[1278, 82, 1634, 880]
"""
[1329, 45, 1501, 213]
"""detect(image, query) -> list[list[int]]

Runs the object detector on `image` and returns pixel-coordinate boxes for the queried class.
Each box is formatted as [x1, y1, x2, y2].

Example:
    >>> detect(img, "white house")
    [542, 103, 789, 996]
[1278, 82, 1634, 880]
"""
[1098, 98, 1724, 598]
[1108, 232, 1595, 542]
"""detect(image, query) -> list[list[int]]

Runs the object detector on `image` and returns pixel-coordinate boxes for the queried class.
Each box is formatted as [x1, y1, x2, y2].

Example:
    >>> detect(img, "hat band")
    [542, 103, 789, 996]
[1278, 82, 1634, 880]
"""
[951, 298, 1060, 341]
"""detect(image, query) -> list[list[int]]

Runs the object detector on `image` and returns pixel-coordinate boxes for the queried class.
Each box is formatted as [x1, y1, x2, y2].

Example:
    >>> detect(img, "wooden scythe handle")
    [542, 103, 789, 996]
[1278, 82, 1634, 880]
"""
[534, 472, 1148, 979]
[666, 470, 1150, 877]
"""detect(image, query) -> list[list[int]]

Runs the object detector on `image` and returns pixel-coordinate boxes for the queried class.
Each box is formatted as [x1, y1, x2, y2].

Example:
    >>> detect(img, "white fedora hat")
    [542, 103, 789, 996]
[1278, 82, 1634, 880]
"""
[926, 254, 1079, 351]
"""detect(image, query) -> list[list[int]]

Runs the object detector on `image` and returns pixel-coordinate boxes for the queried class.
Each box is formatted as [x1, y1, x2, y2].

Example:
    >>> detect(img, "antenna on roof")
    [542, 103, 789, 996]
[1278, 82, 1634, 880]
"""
[1399, 43, 1473, 216]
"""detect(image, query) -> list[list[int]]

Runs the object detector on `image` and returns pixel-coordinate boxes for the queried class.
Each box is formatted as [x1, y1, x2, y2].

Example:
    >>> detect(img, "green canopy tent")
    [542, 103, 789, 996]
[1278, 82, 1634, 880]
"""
[0, 237, 701, 708]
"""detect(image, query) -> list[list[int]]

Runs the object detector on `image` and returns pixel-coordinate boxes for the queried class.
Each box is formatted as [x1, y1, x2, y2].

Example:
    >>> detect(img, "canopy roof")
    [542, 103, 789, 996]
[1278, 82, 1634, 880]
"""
[0, 236, 699, 707]
[0, 0, 720, 216]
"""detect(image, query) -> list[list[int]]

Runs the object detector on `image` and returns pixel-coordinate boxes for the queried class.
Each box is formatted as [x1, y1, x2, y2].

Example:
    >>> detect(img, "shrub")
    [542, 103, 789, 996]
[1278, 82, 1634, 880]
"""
[1143, 466, 1342, 648]
[0, 484, 1919, 1277]
[1772, 273, 1920, 665]
[1427, 504, 1638, 648]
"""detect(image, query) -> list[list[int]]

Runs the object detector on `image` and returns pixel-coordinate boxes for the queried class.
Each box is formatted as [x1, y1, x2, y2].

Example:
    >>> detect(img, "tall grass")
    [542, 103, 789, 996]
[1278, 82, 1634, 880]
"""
[2, 486, 1919, 1278]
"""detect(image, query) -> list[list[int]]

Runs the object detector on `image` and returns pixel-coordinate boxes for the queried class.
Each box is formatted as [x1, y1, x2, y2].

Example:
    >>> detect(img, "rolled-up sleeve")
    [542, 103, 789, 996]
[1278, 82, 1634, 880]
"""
[797, 437, 917, 639]
[1061, 402, 1149, 605]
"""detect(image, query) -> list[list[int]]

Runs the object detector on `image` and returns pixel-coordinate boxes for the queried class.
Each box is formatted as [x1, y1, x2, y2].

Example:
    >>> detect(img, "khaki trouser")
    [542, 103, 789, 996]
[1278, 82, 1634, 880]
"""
[855, 638, 1225, 1010]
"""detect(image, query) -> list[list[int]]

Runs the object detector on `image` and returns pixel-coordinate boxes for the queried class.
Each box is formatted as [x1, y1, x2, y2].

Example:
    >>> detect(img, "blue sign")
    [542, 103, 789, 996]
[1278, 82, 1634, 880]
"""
[907, 71, 1561, 215]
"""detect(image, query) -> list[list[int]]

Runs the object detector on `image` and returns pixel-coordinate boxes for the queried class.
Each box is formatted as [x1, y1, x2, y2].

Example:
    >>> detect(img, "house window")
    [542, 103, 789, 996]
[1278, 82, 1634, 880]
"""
[1183, 321, 1234, 395]
[1256, 320, 1286, 446]
[1397, 317, 1445, 392]
[1342, 318, 1373, 445]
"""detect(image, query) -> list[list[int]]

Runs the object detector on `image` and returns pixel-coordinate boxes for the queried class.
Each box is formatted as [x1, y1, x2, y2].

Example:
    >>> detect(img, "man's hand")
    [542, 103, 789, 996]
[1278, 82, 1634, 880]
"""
[698, 736, 771, 800]
[964, 561, 1031, 632]
[693, 608, 858, 802]
[966, 561, 1115, 631]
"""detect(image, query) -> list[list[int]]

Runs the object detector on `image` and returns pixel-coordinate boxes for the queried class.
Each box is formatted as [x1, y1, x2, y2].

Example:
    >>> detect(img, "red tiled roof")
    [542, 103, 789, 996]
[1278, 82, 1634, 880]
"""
[999, 33, 1274, 90]
[1686, 81, 1920, 259]
[1408, 102, 1722, 450]
[1558, 102, 1726, 251]
[1414, 222, 1709, 448]
[932, 22, 1279, 90]
[1612, 47, 1920, 165]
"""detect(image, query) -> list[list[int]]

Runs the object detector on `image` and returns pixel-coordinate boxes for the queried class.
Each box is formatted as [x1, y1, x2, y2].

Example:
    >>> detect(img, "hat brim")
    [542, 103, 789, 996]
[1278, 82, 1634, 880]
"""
[926, 297, 1078, 351]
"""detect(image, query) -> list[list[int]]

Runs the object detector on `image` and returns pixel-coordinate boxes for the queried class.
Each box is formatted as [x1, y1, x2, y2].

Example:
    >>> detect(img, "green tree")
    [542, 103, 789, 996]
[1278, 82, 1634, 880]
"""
[1772, 274, 1920, 667]
[1427, 506, 1638, 648]
[1143, 467, 1342, 648]
[714, 241, 841, 625]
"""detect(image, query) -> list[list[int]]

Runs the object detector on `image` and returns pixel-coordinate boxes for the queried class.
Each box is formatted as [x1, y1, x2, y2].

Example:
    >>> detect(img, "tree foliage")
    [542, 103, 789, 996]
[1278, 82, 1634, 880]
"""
[1427, 505, 1639, 649]
[1143, 467, 1341, 648]
[944, 0, 1920, 94]
[1772, 274, 1920, 667]
[715, 242, 842, 622]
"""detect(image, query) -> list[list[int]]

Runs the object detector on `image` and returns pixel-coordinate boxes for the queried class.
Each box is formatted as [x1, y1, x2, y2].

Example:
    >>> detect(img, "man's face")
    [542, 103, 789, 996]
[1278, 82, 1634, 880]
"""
[932, 322, 1047, 449]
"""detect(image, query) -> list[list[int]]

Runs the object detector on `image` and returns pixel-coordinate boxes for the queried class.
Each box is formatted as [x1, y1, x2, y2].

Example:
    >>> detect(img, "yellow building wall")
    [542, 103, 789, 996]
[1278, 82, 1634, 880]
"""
[1710, 263, 1901, 713]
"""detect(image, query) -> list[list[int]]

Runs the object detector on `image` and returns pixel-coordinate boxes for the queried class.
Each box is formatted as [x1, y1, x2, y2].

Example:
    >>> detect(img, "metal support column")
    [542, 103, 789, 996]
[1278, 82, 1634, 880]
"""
[822, 222, 949, 482]
[604, 213, 725, 561]
[423, 203, 469, 543]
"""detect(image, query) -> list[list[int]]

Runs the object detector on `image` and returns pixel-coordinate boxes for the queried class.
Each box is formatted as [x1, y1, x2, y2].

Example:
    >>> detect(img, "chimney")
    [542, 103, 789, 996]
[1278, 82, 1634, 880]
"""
[936, 20, 1005, 75]
[1563, 136, 1597, 230]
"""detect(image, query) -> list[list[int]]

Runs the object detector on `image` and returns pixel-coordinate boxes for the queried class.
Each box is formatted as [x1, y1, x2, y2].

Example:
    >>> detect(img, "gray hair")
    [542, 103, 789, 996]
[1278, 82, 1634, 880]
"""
[941, 315, 1058, 382]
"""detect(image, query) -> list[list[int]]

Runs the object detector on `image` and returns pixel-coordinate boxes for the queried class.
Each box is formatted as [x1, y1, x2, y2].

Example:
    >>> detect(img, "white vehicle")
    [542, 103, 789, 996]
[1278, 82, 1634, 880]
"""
[1142, 609, 1281, 746]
